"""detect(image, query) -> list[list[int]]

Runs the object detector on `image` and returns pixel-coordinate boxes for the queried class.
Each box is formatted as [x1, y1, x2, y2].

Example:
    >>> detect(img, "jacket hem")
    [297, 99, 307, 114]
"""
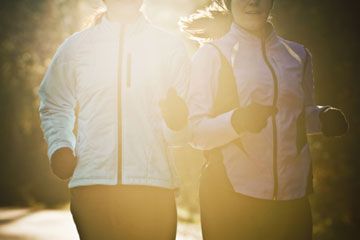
[68, 178, 118, 188]
[233, 187, 307, 201]
[123, 177, 179, 189]
[68, 177, 179, 189]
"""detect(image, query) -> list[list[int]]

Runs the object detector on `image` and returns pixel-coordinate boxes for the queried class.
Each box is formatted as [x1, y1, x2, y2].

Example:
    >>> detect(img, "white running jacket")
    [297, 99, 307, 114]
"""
[188, 23, 325, 200]
[39, 15, 190, 189]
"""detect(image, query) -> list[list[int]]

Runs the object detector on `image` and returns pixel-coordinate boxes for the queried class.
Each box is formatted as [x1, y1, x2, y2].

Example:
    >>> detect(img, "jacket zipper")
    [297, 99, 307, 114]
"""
[126, 53, 132, 88]
[117, 25, 126, 184]
[261, 38, 279, 200]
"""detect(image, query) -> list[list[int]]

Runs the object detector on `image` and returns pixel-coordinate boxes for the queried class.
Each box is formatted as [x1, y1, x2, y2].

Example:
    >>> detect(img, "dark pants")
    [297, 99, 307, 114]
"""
[70, 185, 177, 240]
[200, 158, 313, 240]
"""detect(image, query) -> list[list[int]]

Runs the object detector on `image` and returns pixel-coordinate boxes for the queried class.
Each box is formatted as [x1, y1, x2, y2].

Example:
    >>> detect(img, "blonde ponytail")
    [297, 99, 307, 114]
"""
[83, 7, 107, 28]
[93, 9, 107, 26]
[179, 1, 232, 41]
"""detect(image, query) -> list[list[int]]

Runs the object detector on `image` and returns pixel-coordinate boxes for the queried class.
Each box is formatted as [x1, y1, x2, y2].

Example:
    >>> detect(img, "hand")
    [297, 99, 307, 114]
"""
[50, 147, 77, 180]
[159, 88, 189, 131]
[231, 103, 277, 134]
[320, 107, 349, 137]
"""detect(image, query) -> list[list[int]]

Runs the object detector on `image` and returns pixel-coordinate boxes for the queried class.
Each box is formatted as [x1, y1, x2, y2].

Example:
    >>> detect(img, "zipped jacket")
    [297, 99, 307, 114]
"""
[39, 16, 190, 189]
[188, 23, 325, 200]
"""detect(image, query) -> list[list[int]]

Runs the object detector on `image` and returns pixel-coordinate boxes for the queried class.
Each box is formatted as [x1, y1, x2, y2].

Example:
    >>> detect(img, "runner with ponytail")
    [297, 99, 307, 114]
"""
[183, 0, 348, 239]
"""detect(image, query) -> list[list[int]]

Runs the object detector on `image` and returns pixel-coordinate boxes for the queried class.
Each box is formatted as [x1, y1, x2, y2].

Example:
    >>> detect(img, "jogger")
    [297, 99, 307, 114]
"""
[182, 0, 348, 239]
[38, 1, 190, 239]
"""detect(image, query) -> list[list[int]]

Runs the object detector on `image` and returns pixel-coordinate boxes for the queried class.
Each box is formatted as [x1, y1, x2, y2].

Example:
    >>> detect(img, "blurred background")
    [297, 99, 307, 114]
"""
[0, 0, 359, 239]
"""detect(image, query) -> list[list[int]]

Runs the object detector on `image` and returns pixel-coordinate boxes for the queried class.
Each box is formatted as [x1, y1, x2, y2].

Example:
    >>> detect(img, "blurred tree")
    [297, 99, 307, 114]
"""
[272, 0, 360, 239]
[0, 0, 81, 207]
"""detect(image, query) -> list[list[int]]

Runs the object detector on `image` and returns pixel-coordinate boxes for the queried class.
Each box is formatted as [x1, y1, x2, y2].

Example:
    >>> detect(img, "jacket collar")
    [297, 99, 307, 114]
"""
[100, 13, 148, 37]
[212, 21, 279, 66]
[229, 21, 278, 46]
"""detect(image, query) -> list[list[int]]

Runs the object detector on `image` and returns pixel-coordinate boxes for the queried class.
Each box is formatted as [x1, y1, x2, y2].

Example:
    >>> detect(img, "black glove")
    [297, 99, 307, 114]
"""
[231, 103, 277, 134]
[159, 88, 189, 131]
[320, 106, 349, 137]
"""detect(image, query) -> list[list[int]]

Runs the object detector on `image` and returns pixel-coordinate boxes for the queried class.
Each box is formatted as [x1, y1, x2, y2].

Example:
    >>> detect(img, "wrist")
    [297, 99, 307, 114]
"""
[319, 105, 332, 121]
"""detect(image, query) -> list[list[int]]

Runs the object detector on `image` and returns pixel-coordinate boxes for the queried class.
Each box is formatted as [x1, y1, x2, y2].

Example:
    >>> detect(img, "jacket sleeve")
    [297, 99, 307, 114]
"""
[303, 49, 327, 135]
[161, 39, 192, 147]
[187, 45, 239, 151]
[38, 40, 77, 160]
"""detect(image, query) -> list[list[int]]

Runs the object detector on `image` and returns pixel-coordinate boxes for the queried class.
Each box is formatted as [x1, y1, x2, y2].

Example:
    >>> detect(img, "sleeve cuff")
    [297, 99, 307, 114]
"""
[190, 109, 240, 150]
[48, 142, 75, 161]
[162, 120, 192, 147]
[218, 109, 241, 140]
[306, 105, 328, 135]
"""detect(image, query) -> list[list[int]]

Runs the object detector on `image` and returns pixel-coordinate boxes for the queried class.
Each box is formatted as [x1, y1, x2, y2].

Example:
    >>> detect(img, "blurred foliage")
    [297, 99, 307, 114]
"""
[272, 1, 360, 239]
[0, 0, 82, 207]
[0, 0, 359, 239]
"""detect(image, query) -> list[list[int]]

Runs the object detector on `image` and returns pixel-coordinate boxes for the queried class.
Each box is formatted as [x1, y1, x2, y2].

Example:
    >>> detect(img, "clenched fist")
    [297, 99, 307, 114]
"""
[231, 103, 277, 134]
[320, 106, 349, 137]
[50, 147, 77, 180]
[159, 88, 188, 131]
